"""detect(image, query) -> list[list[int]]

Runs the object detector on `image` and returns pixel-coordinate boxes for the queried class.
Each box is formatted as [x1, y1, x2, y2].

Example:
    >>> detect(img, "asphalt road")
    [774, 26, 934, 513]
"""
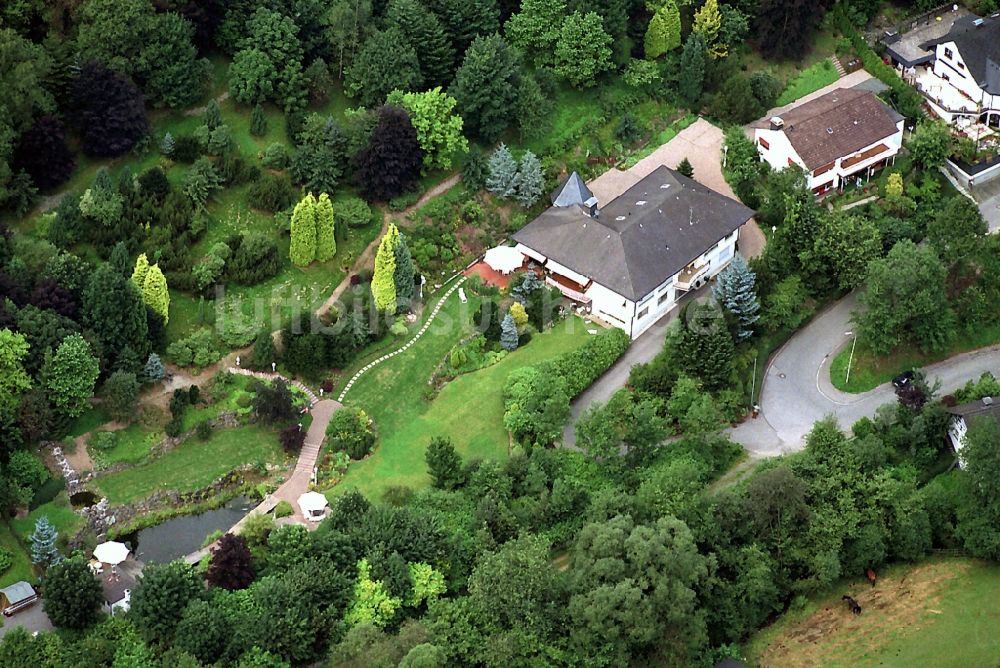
[0, 602, 53, 639]
[730, 292, 1000, 455]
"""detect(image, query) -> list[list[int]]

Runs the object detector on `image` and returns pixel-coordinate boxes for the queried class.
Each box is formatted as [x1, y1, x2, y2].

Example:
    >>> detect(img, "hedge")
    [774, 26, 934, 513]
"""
[834, 5, 924, 121]
[541, 328, 631, 398]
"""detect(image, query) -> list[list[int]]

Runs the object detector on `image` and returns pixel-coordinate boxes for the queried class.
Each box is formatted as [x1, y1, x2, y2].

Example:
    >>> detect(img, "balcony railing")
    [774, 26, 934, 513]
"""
[675, 263, 708, 292]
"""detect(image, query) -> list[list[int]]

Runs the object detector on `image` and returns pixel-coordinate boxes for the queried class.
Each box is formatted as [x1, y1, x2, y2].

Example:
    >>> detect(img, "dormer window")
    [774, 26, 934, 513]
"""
[945, 47, 954, 59]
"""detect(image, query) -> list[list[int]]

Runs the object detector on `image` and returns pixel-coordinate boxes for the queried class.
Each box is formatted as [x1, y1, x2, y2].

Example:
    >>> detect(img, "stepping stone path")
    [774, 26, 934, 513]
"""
[338, 277, 467, 403]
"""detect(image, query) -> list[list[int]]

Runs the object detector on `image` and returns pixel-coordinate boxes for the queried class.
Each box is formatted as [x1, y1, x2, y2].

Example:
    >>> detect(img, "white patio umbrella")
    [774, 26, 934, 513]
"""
[297, 491, 329, 520]
[483, 246, 524, 275]
[93, 541, 130, 566]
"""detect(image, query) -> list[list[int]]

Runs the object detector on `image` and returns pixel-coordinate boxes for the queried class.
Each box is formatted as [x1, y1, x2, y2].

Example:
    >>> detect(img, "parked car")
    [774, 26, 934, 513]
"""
[892, 370, 915, 389]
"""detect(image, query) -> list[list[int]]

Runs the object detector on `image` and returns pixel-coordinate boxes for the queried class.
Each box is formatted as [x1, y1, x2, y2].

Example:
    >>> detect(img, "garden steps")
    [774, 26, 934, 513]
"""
[831, 56, 846, 78]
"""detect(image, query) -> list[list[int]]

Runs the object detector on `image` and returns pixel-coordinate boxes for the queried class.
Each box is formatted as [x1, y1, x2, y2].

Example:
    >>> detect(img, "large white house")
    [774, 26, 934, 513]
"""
[752, 89, 904, 195]
[895, 13, 1000, 125]
[512, 167, 755, 339]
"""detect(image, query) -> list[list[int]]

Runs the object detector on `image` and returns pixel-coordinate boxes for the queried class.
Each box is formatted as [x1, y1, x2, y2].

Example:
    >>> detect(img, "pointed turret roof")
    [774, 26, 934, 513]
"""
[550, 172, 598, 208]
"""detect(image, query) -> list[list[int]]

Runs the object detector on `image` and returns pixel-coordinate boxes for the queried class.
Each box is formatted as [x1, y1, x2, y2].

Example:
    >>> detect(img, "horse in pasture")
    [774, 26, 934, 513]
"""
[842, 595, 862, 615]
[866, 568, 877, 588]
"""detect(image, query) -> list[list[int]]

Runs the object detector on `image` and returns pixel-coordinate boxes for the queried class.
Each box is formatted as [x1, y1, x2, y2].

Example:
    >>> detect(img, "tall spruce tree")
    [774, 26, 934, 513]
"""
[394, 232, 416, 310]
[712, 255, 760, 342]
[486, 144, 518, 198]
[372, 224, 399, 314]
[500, 312, 519, 351]
[290, 193, 318, 266]
[425, 436, 464, 490]
[315, 192, 336, 262]
[30, 515, 62, 568]
[645, 0, 681, 59]
[679, 33, 707, 107]
[448, 34, 521, 141]
[385, 0, 456, 87]
[514, 151, 544, 207]
[249, 103, 268, 136]
[678, 300, 734, 391]
[82, 262, 150, 370]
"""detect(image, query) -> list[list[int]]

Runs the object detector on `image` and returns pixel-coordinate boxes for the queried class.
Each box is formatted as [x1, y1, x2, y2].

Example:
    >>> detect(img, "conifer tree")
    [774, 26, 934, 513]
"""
[500, 312, 519, 351]
[677, 158, 694, 178]
[290, 193, 318, 266]
[372, 224, 399, 314]
[143, 352, 165, 382]
[679, 33, 707, 107]
[678, 300, 735, 391]
[694, 0, 725, 58]
[645, 0, 681, 59]
[385, 0, 455, 88]
[315, 192, 336, 262]
[130, 253, 150, 294]
[514, 151, 544, 207]
[425, 436, 464, 490]
[250, 103, 268, 137]
[394, 232, 416, 310]
[204, 101, 222, 131]
[486, 143, 518, 198]
[142, 264, 170, 324]
[712, 255, 760, 342]
[160, 131, 176, 157]
[30, 516, 62, 568]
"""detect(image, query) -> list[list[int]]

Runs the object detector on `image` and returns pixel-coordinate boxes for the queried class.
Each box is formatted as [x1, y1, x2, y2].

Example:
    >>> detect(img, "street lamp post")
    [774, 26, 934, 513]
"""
[844, 331, 857, 386]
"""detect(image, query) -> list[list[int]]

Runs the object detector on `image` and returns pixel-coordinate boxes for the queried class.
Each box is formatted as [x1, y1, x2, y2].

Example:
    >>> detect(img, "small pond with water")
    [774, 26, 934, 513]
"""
[122, 495, 254, 564]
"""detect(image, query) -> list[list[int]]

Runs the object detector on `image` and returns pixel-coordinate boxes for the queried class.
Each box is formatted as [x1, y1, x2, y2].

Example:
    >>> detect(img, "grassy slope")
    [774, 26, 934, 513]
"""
[775, 59, 840, 106]
[748, 558, 1000, 667]
[829, 322, 1000, 393]
[330, 294, 591, 500]
[11, 493, 83, 547]
[93, 425, 286, 504]
[0, 523, 35, 587]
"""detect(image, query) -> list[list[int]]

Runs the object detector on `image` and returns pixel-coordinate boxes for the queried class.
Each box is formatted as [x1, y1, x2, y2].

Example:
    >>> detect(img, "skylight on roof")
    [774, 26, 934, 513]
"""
[636, 200, 647, 206]
[615, 215, 626, 221]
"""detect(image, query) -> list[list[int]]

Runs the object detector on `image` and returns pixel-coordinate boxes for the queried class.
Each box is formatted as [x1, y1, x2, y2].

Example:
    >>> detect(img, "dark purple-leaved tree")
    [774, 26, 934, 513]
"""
[205, 533, 256, 590]
[12, 115, 76, 190]
[353, 105, 424, 202]
[71, 62, 149, 158]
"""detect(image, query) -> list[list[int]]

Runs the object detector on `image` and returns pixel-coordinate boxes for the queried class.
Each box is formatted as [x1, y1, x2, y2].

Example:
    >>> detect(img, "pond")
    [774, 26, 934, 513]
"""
[124, 495, 254, 564]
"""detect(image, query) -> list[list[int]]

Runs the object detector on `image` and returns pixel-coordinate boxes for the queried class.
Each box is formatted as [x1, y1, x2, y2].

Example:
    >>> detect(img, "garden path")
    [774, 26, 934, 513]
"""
[337, 275, 467, 402]
[314, 173, 462, 319]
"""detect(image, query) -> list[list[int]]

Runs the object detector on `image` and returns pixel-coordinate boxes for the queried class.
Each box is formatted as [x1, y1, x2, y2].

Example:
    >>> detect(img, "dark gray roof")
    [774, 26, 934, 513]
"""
[924, 15, 1000, 94]
[550, 171, 598, 208]
[947, 396, 1000, 422]
[0, 581, 36, 605]
[513, 166, 754, 301]
[102, 570, 136, 604]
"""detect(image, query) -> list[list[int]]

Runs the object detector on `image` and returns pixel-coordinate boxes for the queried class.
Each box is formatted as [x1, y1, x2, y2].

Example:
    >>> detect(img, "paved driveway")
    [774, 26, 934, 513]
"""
[730, 293, 1000, 455]
[0, 603, 53, 639]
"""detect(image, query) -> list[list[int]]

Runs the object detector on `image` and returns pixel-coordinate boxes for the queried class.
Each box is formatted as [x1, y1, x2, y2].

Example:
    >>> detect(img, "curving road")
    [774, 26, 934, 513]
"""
[729, 293, 1000, 455]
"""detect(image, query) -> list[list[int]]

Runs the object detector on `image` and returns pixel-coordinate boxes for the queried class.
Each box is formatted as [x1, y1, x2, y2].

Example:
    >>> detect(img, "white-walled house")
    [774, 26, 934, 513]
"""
[752, 89, 904, 195]
[946, 396, 1000, 466]
[912, 14, 1000, 125]
[512, 166, 754, 339]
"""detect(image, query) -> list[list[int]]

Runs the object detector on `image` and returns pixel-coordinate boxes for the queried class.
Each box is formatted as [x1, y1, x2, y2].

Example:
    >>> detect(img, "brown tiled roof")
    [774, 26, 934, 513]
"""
[762, 90, 903, 170]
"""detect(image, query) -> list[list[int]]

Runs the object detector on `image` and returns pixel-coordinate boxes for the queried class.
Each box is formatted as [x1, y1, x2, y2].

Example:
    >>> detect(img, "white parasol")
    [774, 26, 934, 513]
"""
[93, 541, 130, 566]
[483, 246, 524, 275]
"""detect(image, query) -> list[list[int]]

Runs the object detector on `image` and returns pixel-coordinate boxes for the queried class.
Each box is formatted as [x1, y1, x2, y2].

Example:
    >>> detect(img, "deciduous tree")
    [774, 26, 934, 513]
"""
[505, 0, 567, 68]
[908, 120, 952, 170]
[387, 88, 469, 172]
[70, 62, 149, 157]
[355, 107, 423, 202]
[554, 11, 614, 89]
[12, 116, 75, 191]
[130, 560, 204, 645]
[41, 334, 99, 420]
[0, 328, 31, 415]
[102, 370, 139, 423]
[43, 556, 102, 630]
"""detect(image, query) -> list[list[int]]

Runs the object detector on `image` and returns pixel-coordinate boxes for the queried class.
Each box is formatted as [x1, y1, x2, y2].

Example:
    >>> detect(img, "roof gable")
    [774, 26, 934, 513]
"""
[925, 15, 1000, 93]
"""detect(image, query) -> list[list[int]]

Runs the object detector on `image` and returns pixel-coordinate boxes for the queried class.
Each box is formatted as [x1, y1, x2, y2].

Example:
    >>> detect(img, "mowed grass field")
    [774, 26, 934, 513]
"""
[93, 425, 287, 504]
[330, 287, 592, 500]
[748, 558, 1000, 668]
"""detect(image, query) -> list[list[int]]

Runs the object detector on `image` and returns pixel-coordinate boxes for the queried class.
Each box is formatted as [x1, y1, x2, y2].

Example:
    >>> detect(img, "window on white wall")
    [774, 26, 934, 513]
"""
[657, 291, 671, 306]
[637, 307, 649, 319]
[944, 47, 954, 59]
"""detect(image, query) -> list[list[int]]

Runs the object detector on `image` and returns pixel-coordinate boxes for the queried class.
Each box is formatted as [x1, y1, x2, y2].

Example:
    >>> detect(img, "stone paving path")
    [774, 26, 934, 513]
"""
[337, 276, 467, 402]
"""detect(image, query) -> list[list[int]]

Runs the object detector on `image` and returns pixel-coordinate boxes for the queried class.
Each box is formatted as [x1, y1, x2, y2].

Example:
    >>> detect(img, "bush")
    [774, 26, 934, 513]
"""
[279, 424, 306, 453]
[325, 407, 376, 460]
[196, 421, 213, 441]
[88, 431, 119, 451]
[0, 548, 12, 575]
[172, 135, 202, 163]
[336, 196, 375, 228]
[165, 330, 221, 368]
[274, 500, 294, 518]
[247, 173, 296, 212]
[389, 191, 421, 212]
[29, 477, 65, 510]
[261, 143, 290, 169]
[165, 417, 184, 437]
[228, 233, 281, 285]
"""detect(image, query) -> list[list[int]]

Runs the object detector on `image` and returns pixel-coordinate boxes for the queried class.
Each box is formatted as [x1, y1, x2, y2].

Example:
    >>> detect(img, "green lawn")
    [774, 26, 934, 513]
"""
[0, 523, 35, 588]
[93, 425, 287, 504]
[830, 322, 1000, 393]
[330, 299, 593, 501]
[748, 558, 1000, 667]
[66, 406, 112, 438]
[775, 59, 840, 106]
[11, 493, 83, 547]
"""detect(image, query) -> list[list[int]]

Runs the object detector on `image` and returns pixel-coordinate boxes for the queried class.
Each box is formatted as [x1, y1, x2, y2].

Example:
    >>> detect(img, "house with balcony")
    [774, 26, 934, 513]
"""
[896, 13, 1000, 126]
[946, 395, 1000, 465]
[512, 166, 755, 339]
[752, 90, 904, 196]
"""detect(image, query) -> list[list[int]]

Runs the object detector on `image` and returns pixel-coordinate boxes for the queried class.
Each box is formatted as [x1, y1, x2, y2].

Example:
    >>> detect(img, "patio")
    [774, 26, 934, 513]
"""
[913, 66, 978, 115]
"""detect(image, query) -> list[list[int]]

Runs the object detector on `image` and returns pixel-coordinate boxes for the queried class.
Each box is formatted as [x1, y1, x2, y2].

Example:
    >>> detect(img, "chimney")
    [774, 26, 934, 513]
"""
[770, 116, 785, 131]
